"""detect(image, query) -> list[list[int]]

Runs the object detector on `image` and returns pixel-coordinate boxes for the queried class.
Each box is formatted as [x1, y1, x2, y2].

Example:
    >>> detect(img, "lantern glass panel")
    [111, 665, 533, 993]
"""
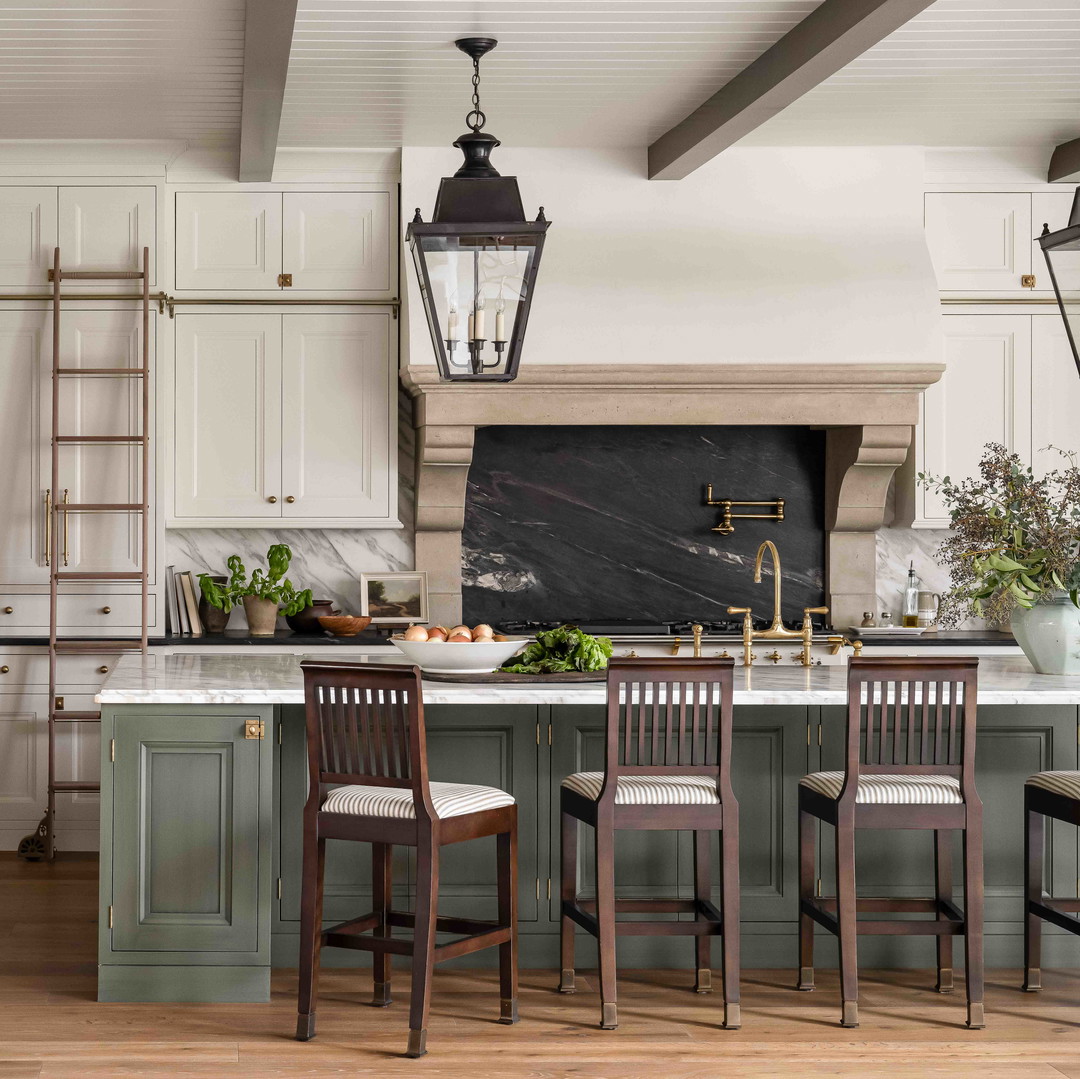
[413, 231, 541, 379]
[1040, 230, 1080, 380]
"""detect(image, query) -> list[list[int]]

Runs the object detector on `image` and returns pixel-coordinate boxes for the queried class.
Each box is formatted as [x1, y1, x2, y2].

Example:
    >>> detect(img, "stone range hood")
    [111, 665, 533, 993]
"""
[402, 363, 944, 629]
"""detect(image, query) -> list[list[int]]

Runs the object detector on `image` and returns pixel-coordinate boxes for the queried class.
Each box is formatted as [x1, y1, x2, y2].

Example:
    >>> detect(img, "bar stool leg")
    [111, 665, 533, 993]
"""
[497, 821, 519, 1024]
[372, 843, 393, 1007]
[719, 818, 741, 1029]
[559, 806, 577, 993]
[595, 817, 618, 1030]
[1023, 792, 1044, 992]
[797, 807, 815, 991]
[406, 833, 440, 1058]
[934, 830, 954, 993]
[295, 833, 325, 1041]
[835, 820, 859, 1028]
[693, 830, 713, 994]
[962, 816, 986, 1029]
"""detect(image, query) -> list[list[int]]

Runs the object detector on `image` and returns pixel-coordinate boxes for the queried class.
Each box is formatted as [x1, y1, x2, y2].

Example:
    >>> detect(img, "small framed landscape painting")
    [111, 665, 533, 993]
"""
[360, 571, 429, 624]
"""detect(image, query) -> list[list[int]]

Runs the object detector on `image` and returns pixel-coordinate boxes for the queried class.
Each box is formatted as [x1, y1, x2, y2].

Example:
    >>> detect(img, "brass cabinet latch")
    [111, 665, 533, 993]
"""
[244, 719, 265, 740]
[278, 273, 293, 287]
[1021, 274, 1036, 289]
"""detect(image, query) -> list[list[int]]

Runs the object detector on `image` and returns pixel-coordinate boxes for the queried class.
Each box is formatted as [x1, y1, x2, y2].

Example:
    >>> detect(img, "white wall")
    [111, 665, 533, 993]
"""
[402, 145, 942, 368]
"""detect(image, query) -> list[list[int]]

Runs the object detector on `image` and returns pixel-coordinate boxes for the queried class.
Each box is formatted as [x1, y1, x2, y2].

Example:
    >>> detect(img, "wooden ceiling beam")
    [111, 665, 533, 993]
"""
[648, 0, 936, 181]
[1048, 138, 1080, 184]
[238, 0, 300, 182]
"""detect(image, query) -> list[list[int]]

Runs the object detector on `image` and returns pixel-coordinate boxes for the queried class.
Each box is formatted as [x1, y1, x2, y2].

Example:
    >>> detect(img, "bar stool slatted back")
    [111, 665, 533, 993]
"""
[559, 656, 739, 1031]
[798, 656, 984, 1030]
[295, 661, 518, 1059]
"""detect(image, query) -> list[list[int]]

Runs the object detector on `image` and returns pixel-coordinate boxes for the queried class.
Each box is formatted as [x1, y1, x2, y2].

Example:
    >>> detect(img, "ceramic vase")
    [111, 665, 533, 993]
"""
[1010, 592, 1080, 675]
[242, 595, 279, 637]
[197, 575, 231, 634]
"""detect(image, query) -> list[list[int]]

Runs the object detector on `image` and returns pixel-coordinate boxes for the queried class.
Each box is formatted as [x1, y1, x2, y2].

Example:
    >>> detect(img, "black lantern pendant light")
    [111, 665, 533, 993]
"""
[1038, 187, 1080, 380]
[406, 38, 550, 382]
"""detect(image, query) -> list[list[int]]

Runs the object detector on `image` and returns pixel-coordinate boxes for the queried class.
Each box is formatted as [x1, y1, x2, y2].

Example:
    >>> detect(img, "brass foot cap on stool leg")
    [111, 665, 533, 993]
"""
[724, 1002, 741, 1030]
[600, 1002, 618, 1030]
[498, 998, 519, 1025]
[295, 1013, 316, 1042]
[405, 1029, 427, 1058]
[936, 968, 955, 994]
[966, 1003, 986, 1030]
[371, 982, 392, 1008]
[1022, 969, 1042, 992]
[796, 967, 815, 992]
[695, 968, 713, 994]
[558, 968, 576, 994]
[841, 1001, 859, 1028]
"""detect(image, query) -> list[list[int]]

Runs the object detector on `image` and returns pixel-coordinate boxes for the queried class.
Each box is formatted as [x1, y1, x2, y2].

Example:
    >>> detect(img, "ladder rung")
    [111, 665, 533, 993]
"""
[56, 367, 148, 377]
[54, 571, 145, 580]
[54, 435, 146, 444]
[54, 503, 147, 513]
[51, 270, 146, 281]
[51, 712, 101, 723]
[52, 781, 101, 792]
[53, 640, 145, 653]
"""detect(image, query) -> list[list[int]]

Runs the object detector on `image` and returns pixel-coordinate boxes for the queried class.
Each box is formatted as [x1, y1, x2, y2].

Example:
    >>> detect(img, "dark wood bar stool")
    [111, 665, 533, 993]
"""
[559, 656, 740, 1031]
[295, 660, 519, 1059]
[798, 656, 984, 1029]
[1023, 771, 1080, 992]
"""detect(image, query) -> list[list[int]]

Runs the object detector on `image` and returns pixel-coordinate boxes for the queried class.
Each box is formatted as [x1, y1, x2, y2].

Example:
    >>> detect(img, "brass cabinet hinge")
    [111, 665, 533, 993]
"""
[107, 905, 113, 929]
[536, 723, 540, 746]
[1021, 274, 1036, 289]
[277, 877, 283, 900]
[278, 723, 283, 745]
[816, 878, 822, 898]
[244, 719, 265, 740]
[110, 739, 115, 763]
[535, 878, 540, 901]
[547, 878, 552, 901]
[278, 273, 293, 287]
[818, 724, 822, 747]
[548, 724, 552, 747]
[807, 723, 811, 747]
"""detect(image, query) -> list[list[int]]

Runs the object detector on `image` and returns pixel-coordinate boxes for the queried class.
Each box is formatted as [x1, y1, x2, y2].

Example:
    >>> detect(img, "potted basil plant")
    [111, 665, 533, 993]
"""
[920, 443, 1080, 674]
[198, 544, 313, 637]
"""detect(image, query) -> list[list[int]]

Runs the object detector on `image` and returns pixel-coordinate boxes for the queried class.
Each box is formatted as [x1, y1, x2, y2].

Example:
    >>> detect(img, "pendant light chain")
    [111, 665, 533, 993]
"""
[466, 55, 486, 132]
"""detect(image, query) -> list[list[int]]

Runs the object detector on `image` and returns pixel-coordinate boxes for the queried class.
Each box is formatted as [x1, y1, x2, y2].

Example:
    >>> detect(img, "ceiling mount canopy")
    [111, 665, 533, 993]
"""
[406, 36, 550, 384]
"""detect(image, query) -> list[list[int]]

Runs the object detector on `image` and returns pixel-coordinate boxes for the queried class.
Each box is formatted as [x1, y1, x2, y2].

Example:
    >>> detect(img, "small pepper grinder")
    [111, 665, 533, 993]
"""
[860, 611, 876, 628]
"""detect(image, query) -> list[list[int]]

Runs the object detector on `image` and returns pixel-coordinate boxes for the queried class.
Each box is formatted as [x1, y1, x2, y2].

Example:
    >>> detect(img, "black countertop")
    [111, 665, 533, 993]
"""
[850, 630, 1017, 646]
[0, 629, 392, 648]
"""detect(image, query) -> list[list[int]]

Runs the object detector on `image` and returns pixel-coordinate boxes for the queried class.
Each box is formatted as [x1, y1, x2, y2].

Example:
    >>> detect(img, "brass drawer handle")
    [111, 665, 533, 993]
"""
[285, 495, 295, 504]
[267, 495, 278, 504]
[98, 665, 109, 674]
[101, 606, 112, 615]
[0, 666, 9, 674]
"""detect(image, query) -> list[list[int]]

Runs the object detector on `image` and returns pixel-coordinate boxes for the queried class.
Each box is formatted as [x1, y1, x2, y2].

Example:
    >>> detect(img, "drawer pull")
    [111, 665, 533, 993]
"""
[2, 607, 11, 614]
[98, 665, 109, 674]
[0, 666, 8, 674]
[101, 606, 112, 615]
[267, 495, 278, 504]
[285, 495, 296, 504]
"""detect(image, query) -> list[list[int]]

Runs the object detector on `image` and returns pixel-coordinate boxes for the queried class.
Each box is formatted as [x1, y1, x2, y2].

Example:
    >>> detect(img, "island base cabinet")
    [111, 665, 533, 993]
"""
[98, 706, 274, 1002]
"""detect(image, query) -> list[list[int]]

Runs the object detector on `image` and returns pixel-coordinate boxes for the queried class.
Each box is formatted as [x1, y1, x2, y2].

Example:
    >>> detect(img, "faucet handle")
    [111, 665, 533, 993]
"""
[803, 606, 829, 615]
[727, 606, 751, 615]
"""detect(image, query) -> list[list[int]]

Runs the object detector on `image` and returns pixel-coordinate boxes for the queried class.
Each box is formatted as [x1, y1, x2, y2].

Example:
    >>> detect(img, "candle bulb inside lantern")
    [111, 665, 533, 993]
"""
[494, 306, 506, 342]
[467, 312, 475, 341]
[447, 307, 459, 341]
[473, 304, 486, 340]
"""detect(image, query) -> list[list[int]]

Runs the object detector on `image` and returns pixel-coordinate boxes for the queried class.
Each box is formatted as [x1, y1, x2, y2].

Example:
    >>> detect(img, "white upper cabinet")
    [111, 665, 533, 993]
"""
[172, 314, 283, 519]
[924, 192, 1032, 292]
[174, 193, 282, 291]
[1032, 190, 1080, 292]
[171, 311, 397, 528]
[1031, 314, 1080, 475]
[174, 190, 393, 293]
[0, 188, 57, 288]
[280, 314, 392, 519]
[282, 192, 392, 291]
[57, 187, 156, 287]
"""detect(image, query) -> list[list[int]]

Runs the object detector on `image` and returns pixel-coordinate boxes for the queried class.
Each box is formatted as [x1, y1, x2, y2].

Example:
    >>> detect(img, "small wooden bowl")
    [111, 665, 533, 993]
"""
[317, 615, 372, 637]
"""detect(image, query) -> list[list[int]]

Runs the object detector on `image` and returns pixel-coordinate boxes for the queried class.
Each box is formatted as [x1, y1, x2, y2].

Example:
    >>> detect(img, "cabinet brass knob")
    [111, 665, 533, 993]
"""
[285, 495, 296, 504]
[2, 607, 11, 614]
[0, 666, 8, 674]
[267, 495, 278, 504]
[98, 665, 109, 674]
[101, 606, 111, 614]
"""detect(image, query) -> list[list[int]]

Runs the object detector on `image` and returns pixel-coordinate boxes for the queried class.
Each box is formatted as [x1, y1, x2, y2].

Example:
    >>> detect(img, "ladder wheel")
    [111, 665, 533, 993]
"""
[17, 833, 46, 861]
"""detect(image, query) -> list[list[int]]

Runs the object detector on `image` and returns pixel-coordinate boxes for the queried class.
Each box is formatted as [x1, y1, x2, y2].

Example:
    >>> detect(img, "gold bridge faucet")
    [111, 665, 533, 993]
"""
[727, 540, 829, 667]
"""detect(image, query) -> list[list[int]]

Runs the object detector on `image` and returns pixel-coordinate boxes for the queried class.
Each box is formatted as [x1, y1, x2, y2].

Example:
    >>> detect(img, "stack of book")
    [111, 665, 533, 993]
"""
[164, 567, 204, 636]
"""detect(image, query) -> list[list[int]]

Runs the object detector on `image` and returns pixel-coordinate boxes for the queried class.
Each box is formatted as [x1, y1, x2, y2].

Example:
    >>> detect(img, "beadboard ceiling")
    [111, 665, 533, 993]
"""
[0, 0, 245, 143]
[276, 0, 1080, 151]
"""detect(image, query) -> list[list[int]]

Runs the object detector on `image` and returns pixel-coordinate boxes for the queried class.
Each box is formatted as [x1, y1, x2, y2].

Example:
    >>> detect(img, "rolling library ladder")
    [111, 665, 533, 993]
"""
[19, 247, 151, 861]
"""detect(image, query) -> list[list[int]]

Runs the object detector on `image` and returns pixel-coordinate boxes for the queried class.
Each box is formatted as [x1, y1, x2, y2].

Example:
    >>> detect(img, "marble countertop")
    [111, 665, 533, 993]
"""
[96, 652, 1080, 706]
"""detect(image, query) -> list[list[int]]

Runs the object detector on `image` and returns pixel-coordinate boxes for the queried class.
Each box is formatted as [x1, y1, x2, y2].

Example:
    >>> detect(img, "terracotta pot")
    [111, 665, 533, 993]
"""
[197, 575, 231, 635]
[285, 599, 340, 634]
[243, 595, 279, 637]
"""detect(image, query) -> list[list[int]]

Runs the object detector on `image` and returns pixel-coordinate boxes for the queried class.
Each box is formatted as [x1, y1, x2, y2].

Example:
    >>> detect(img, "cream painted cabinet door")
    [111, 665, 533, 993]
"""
[173, 314, 283, 519]
[280, 313, 393, 520]
[0, 311, 49, 585]
[174, 192, 282, 290]
[1032, 191, 1080, 293]
[925, 193, 1032, 292]
[282, 192, 392, 292]
[53, 310, 155, 578]
[58, 187, 156, 287]
[1031, 314, 1080, 475]
[0, 187, 57, 288]
[0, 688, 47, 837]
[917, 314, 1032, 525]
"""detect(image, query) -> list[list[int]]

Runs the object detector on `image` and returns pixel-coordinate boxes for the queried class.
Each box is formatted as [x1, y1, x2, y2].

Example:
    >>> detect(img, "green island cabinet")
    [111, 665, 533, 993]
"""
[99, 701, 1080, 1002]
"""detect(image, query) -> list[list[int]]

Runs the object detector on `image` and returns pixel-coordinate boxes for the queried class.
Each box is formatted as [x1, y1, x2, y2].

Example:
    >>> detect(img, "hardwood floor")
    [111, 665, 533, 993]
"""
[2, 855, 1080, 1078]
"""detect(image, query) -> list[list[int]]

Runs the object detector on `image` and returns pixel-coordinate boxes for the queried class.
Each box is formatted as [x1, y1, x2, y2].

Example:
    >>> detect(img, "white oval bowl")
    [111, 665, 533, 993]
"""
[391, 636, 529, 675]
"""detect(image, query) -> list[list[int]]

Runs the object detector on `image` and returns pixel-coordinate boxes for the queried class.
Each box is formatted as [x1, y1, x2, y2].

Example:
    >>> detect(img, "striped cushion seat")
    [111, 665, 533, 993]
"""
[561, 772, 720, 805]
[322, 782, 514, 820]
[800, 771, 963, 805]
[1027, 771, 1080, 801]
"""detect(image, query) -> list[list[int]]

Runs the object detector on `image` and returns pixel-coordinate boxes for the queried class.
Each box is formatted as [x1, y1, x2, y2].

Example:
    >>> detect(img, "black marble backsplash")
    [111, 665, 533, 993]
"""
[462, 425, 826, 625]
